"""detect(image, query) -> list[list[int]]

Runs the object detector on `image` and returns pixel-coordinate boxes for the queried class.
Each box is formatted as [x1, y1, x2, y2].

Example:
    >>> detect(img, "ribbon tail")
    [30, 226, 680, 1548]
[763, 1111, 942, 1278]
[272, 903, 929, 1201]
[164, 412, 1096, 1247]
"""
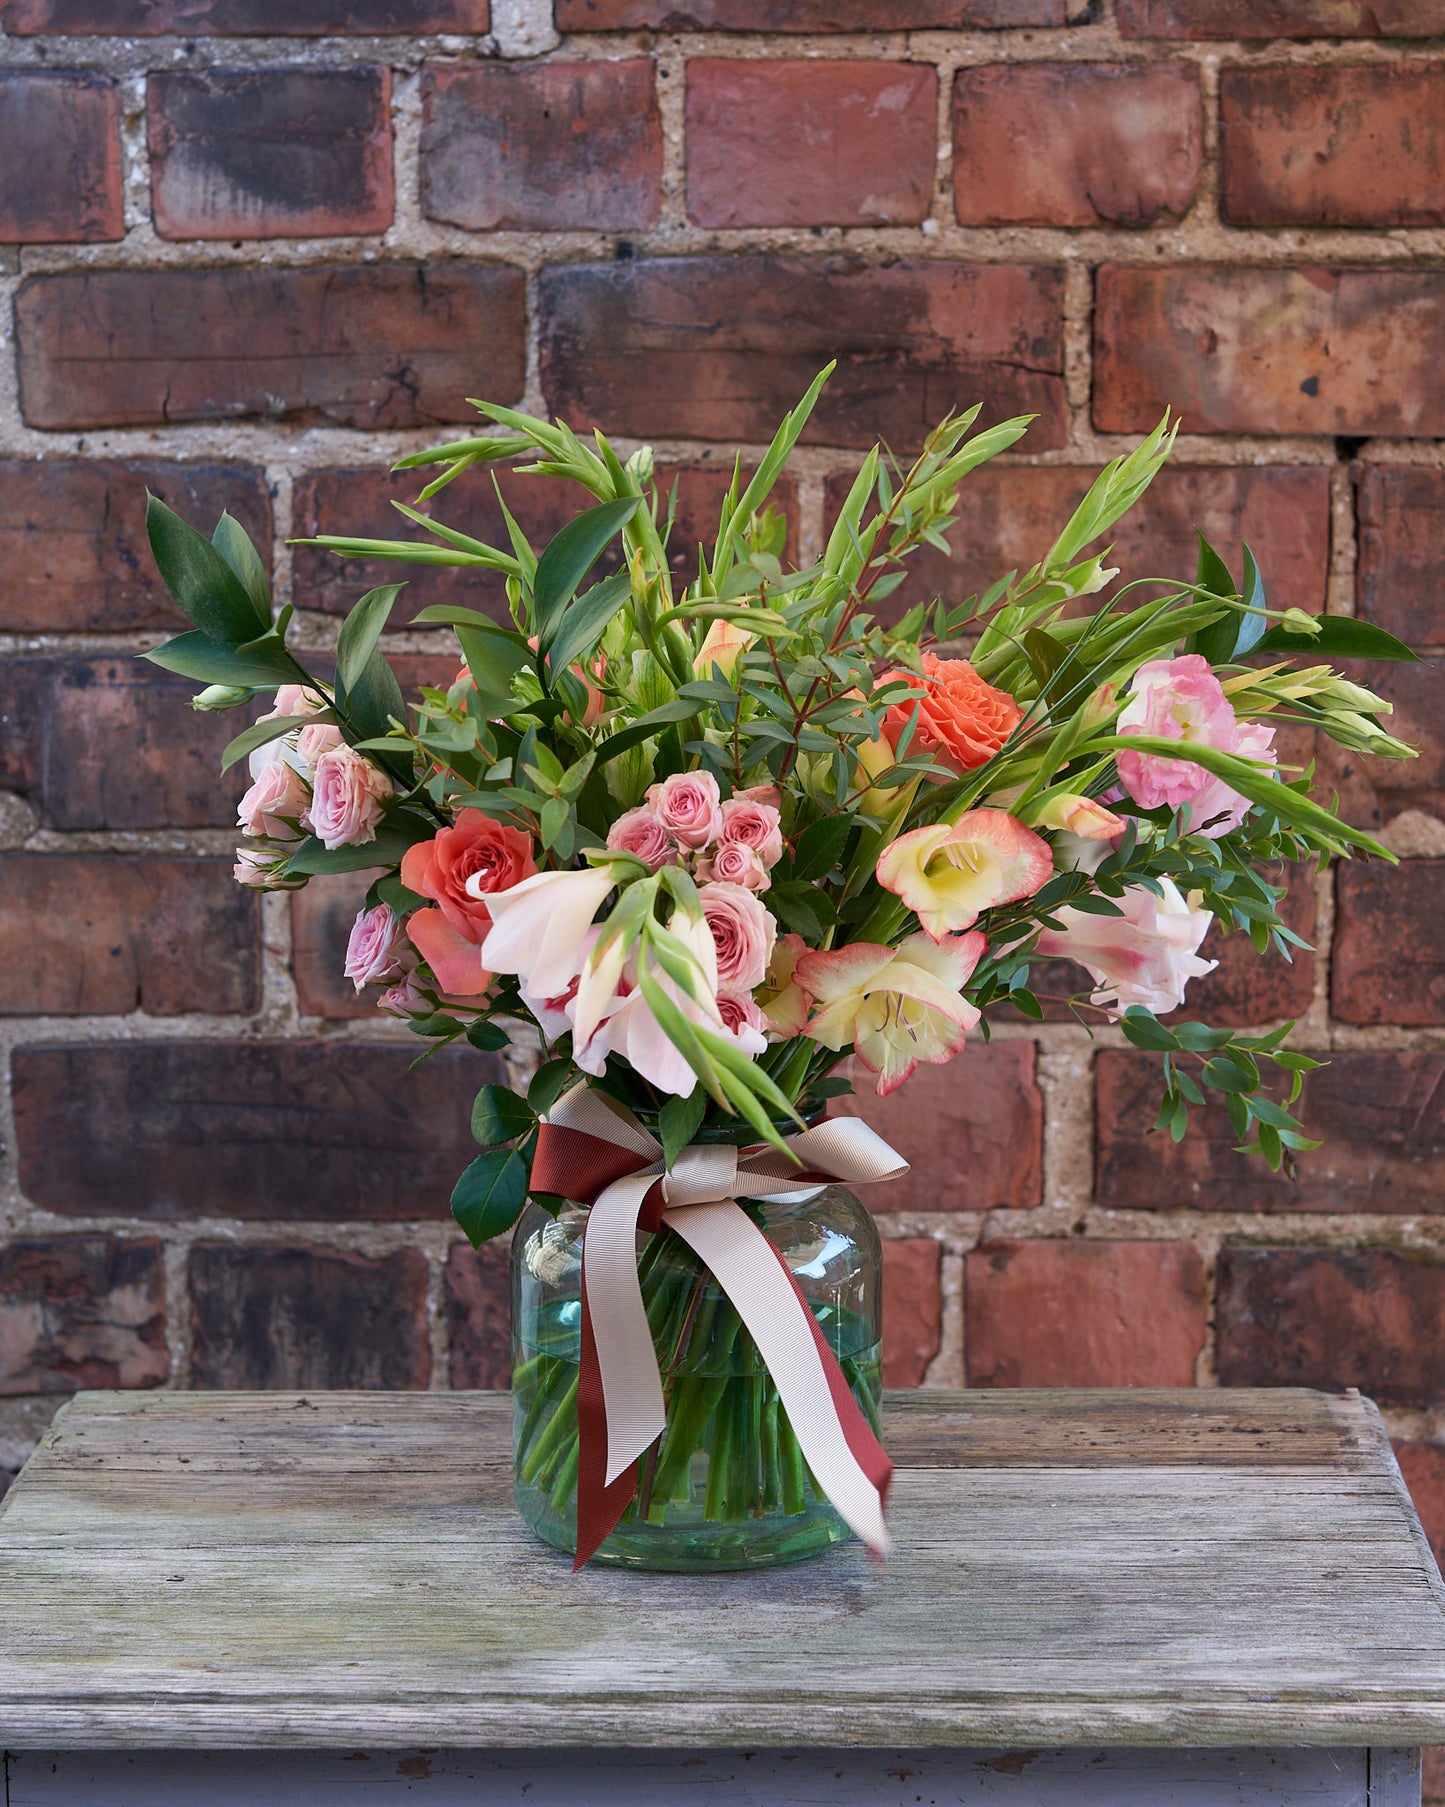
[663, 1200, 892, 1559]
[574, 1276, 646, 1570]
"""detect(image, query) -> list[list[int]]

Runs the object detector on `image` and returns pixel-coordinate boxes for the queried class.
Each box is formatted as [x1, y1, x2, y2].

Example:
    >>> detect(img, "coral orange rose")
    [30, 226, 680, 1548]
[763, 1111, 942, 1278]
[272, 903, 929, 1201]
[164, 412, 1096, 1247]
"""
[401, 810, 536, 996]
[881, 653, 1022, 776]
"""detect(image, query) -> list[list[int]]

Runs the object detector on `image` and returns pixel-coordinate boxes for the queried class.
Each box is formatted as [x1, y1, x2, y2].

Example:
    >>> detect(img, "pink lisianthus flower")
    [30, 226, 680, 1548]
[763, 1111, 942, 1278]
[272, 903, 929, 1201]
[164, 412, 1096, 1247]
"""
[697, 840, 770, 892]
[699, 881, 776, 991]
[719, 795, 784, 868]
[796, 930, 986, 1097]
[1116, 655, 1241, 812]
[647, 771, 723, 849]
[606, 806, 677, 872]
[343, 903, 406, 991]
[756, 932, 811, 1038]
[1035, 877, 1216, 1019]
[1183, 720, 1277, 839]
[716, 990, 769, 1057]
[303, 746, 392, 851]
[876, 809, 1053, 940]
[238, 758, 309, 841]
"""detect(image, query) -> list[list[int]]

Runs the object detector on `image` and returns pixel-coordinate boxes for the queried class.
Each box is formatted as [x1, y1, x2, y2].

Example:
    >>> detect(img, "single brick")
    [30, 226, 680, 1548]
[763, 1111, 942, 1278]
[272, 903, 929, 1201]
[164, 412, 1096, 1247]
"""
[445, 1241, 511, 1390]
[541, 258, 1066, 452]
[562, 0, 1059, 21]
[1333, 861, 1445, 1025]
[688, 60, 936, 229]
[1096, 1049, 1445, 1215]
[0, 0, 489, 29]
[0, 72, 121, 244]
[834, 1042, 1043, 1214]
[1216, 1246, 1445, 1405]
[1312, 659, 1444, 834]
[954, 63, 1200, 229]
[423, 60, 660, 233]
[149, 67, 393, 241]
[1117, 0, 1445, 36]
[292, 869, 379, 1020]
[292, 461, 795, 623]
[965, 1239, 1206, 1389]
[0, 657, 247, 829]
[0, 855, 258, 1016]
[826, 462, 1330, 624]
[1222, 66, 1445, 229]
[1358, 467, 1445, 648]
[1094, 266, 1445, 438]
[881, 1238, 942, 1389]
[1183, 863, 1316, 1028]
[0, 1237, 167, 1396]
[190, 1244, 430, 1390]
[16, 265, 525, 431]
[0, 459, 271, 634]
[13, 1041, 503, 1221]
[1396, 1442, 1445, 1573]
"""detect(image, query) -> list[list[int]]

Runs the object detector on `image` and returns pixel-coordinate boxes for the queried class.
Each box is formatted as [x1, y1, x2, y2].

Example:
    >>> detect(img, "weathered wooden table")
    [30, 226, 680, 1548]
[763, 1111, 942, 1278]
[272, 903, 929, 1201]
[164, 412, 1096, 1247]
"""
[1, 1388, 1441, 1805]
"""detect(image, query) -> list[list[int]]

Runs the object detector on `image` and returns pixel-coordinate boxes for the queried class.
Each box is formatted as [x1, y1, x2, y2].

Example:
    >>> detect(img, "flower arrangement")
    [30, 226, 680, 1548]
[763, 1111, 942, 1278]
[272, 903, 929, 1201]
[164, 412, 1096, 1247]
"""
[145, 366, 1414, 1566]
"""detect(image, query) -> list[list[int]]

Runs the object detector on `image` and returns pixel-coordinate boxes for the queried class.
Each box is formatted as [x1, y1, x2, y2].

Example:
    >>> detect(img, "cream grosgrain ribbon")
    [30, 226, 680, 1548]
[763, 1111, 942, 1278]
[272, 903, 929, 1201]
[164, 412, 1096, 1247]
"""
[531, 1083, 908, 1568]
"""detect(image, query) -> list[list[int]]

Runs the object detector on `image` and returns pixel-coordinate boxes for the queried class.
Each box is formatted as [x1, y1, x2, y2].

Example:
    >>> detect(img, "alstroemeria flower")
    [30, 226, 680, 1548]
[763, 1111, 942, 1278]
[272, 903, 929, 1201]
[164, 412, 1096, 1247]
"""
[795, 930, 985, 1097]
[1035, 877, 1215, 1019]
[480, 866, 617, 1000]
[876, 809, 1052, 940]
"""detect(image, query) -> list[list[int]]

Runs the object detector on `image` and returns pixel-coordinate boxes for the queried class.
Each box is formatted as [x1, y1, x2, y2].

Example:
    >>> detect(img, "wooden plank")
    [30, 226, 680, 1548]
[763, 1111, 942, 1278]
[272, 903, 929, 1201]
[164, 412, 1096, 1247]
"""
[2, 1744, 1382, 1806]
[0, 1389, 1441, 1752]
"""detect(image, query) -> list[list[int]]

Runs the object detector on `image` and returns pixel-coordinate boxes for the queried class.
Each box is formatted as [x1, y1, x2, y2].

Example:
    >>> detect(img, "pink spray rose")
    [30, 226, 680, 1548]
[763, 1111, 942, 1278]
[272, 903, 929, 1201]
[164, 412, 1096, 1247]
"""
[699, 881, 776, 992]
[302, 745, 392, 851]
[716, 990, 769, 1057]
[606, 806, 676, 871]
[697, 839, 769, 892]
[344, 903, 406, 991]
[295, 721, 345, 776]
[238, 758, 309, 840]
[262, 684, 329, 723]
[719, 794, 784, 867]
[646, 771, 723, 849]
[378, 973, 429, 1019]
[233, 843, 297, 889]
[1035, 877, 1215, 1019]
[1116, 655, 1241, 812]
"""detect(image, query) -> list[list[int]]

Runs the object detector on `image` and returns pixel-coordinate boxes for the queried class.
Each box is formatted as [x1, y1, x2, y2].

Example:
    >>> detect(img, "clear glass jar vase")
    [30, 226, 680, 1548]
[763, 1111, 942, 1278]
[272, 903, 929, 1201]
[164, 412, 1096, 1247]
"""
[510, 1175, 882, 1572]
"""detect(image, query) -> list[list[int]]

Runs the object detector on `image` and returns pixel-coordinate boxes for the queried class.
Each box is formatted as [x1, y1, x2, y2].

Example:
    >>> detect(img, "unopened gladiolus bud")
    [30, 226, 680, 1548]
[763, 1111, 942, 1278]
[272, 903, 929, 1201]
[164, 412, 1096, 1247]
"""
[1059, 554, 1118, 600]
[624, 445, 655, 486]
[695, 616, 755, 679]
[193, 684, 253, 712]
[1031, 793, 1126, 840]
[1081, 682, 1119, 732]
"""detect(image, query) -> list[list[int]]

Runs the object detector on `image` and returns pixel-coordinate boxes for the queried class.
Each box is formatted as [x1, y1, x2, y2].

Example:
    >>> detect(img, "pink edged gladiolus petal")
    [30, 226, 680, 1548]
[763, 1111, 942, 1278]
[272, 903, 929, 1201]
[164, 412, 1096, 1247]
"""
[480, 867, 616, 1000]
[406, 907, 490, 995]
[876, 809, 1052, 939]
[794, 930, 985, 1095]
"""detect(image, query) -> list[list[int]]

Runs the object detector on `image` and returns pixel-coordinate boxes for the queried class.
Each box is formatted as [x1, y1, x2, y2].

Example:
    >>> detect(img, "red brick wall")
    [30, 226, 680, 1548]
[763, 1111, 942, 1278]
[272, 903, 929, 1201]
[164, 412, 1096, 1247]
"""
[0, 0, 1440, 1684]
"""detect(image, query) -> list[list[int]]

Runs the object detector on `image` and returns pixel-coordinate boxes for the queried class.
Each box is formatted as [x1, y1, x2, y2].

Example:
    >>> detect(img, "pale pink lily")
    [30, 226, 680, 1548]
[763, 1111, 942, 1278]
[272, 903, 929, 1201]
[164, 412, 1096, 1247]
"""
[478, 866, 616, 1000]
[795, 930, 986, 1097]
[876, 809, 1052, 940]
[1035, 877, 1215, 1019]
[574, 915, 725, 1098]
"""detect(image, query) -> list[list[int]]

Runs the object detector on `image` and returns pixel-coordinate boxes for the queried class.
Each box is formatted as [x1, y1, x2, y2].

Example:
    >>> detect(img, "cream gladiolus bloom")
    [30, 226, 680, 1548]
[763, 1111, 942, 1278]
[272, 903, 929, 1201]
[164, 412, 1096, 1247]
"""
[876, 808, 1052, 940]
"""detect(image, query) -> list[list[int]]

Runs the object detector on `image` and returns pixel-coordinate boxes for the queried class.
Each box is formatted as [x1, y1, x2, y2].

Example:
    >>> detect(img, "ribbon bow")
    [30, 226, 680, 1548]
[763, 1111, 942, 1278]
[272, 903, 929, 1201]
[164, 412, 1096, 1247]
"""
[530, 1083, 909, 1568]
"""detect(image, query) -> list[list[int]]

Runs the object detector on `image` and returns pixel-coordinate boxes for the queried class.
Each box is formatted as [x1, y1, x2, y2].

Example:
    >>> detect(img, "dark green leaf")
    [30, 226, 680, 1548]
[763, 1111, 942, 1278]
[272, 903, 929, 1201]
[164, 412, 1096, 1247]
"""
[144, 630, 300, 688]
[450, 1146, 530, 1246]
[211, 512, 271, 622]
[466, 1018, 510, 1052]
[1233, 544, 1269, 660]
[1185, 531, 1240, 665]
[534, 497, 640, 648]
[528, 1059, 575, 1118]
[281, 813, 434, 876]
[1119, 1008, 1178, 1052]
[456, 623, 529, 712]
[592, 699, 696, 767]
[660, 1089, 707, 1171]
[147, 493, 270, 640]
[343, 646, 411, 779]
[767, 880, 838, 942]
[336, 585, 404, 700]
[372, 871, 426, 913]
[1202, 1055, 1255, 1093]
[546, 568, 632, 678]
[790, 812, 853, 883]
[1253, 617, 1420, 662]
[471, 1084, 535, 1147]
